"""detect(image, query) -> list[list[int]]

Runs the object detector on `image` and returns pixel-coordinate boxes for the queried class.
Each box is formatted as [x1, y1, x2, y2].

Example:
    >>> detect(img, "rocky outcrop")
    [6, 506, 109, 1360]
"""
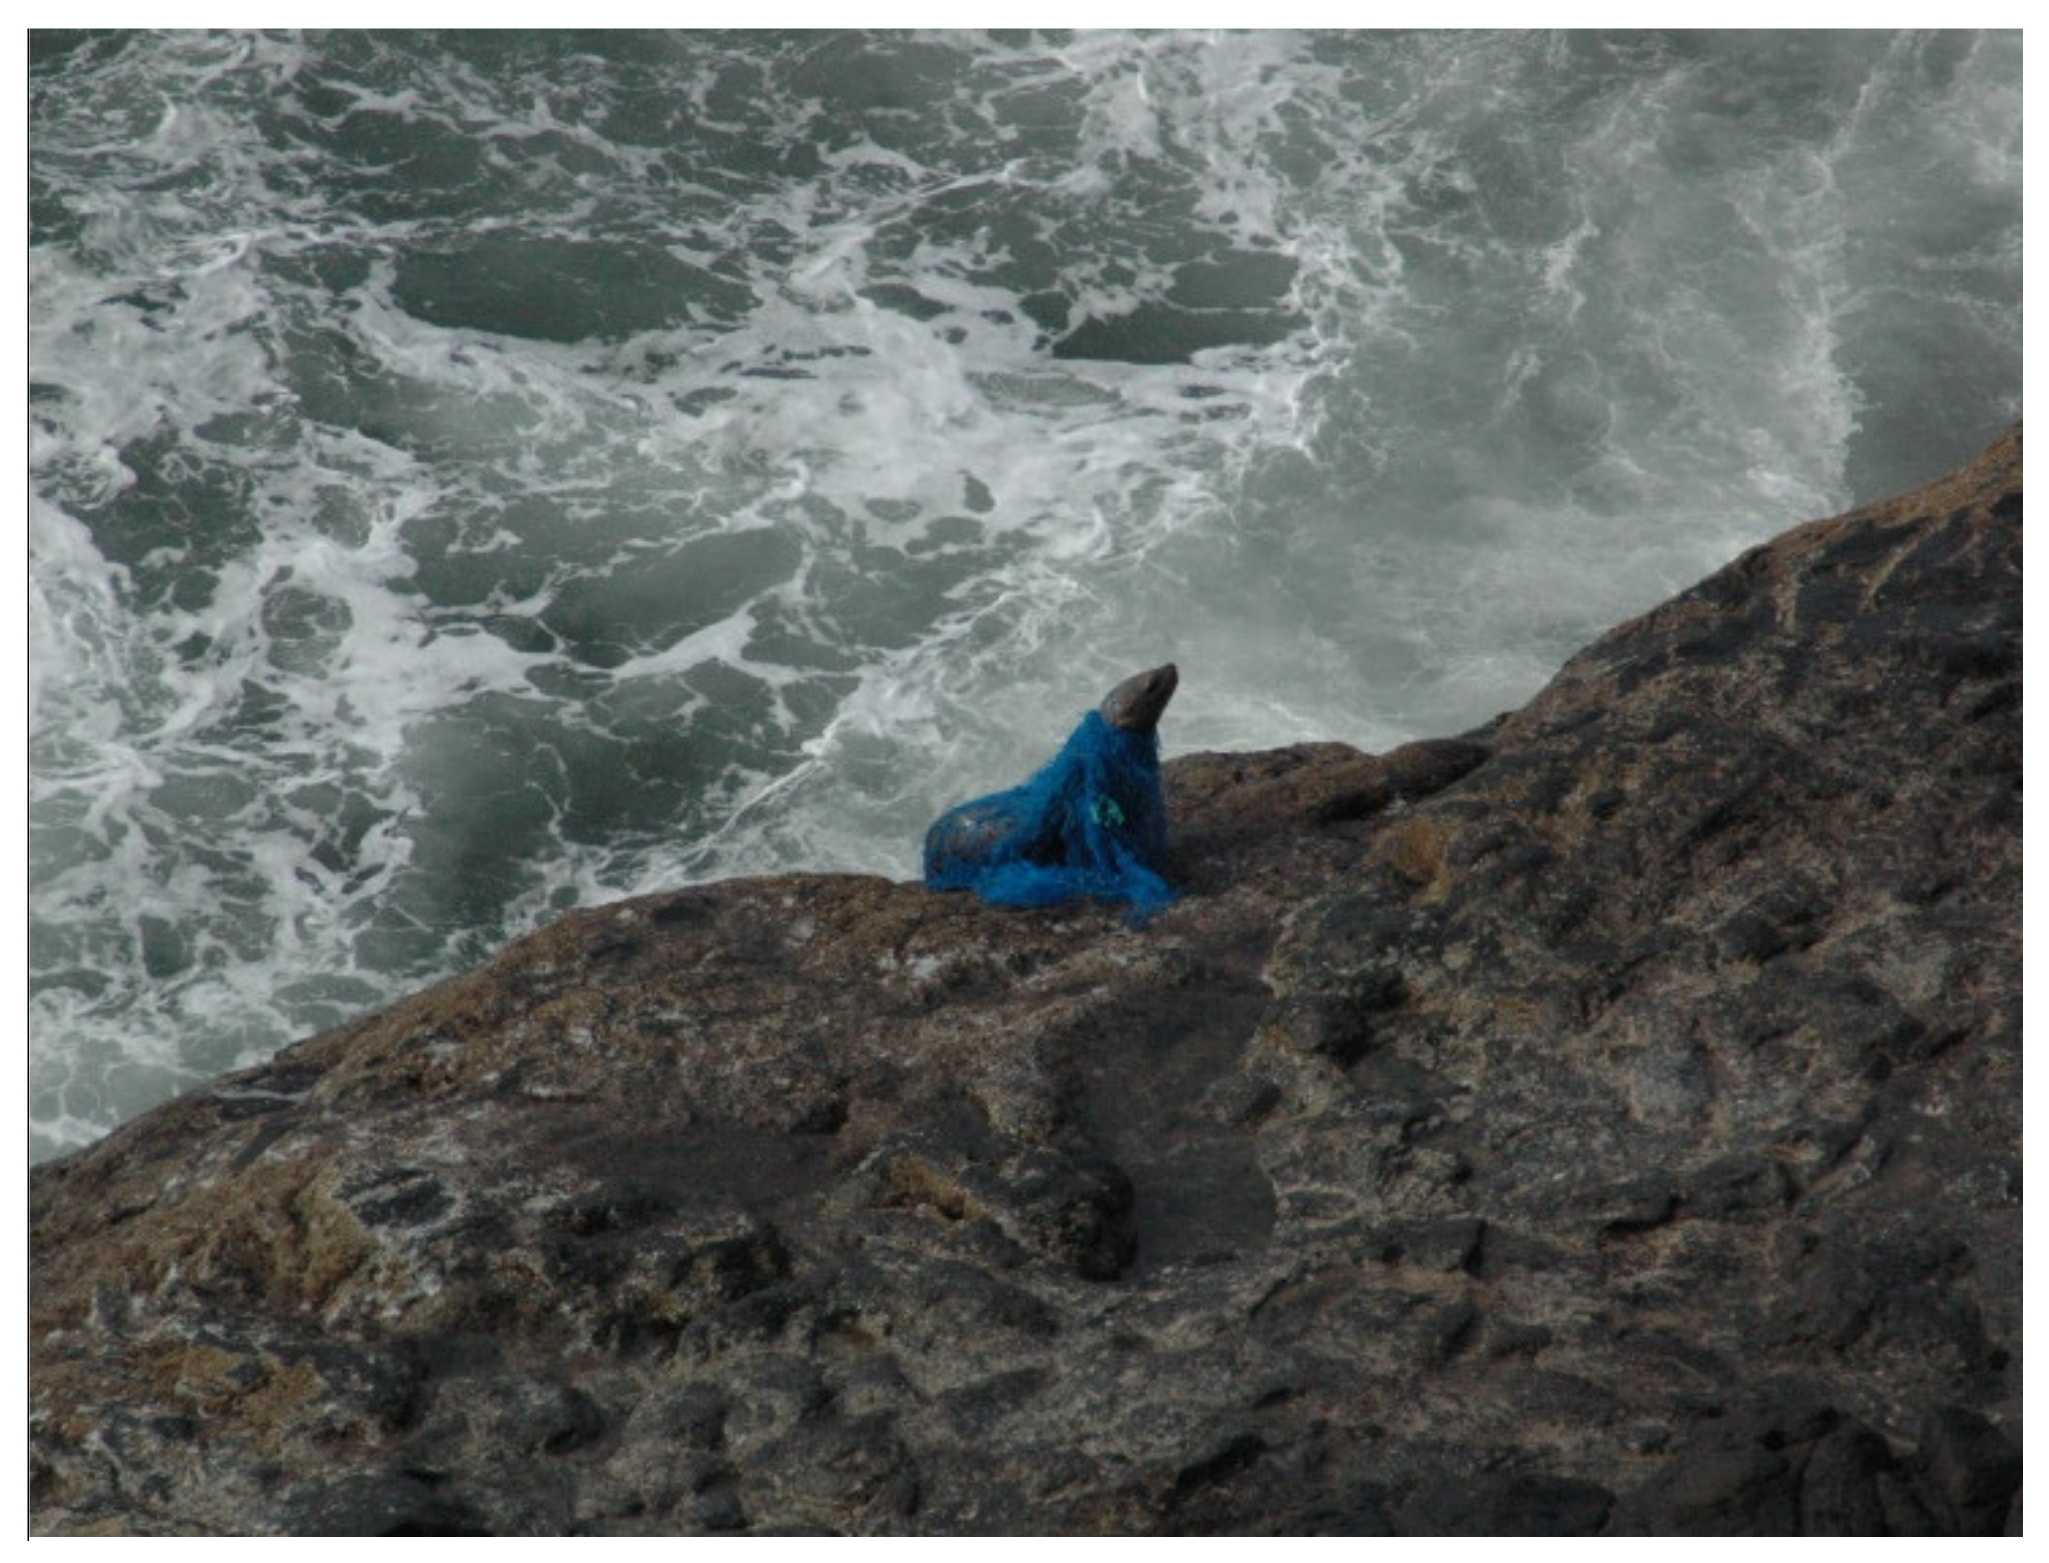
[30, 429, 2021, 1536]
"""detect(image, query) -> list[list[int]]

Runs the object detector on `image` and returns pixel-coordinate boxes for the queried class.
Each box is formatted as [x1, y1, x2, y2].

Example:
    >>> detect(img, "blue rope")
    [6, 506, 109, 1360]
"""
[924, 709, 1174, 919]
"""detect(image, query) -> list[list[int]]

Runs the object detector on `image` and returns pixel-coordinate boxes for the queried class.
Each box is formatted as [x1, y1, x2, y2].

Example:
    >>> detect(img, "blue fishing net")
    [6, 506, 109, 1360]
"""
[924, 709, 1175, 918]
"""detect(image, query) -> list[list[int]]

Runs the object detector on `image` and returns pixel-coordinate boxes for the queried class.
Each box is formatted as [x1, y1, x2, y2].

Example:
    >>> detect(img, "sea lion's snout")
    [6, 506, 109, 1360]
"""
[1100, 662, 1179, 732]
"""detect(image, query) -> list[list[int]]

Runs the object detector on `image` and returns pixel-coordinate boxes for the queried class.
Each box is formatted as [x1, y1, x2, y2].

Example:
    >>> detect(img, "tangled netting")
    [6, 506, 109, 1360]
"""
[923, 709, 1174, 919]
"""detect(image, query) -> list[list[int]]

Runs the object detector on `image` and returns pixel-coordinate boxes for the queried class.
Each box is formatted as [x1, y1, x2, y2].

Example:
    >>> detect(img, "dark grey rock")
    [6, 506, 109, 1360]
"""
[30, 428, 2022, 1534]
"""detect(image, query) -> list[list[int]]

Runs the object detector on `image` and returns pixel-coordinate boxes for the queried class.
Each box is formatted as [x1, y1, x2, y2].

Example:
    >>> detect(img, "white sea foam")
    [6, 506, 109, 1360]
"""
[26, 29, 2022, 1159]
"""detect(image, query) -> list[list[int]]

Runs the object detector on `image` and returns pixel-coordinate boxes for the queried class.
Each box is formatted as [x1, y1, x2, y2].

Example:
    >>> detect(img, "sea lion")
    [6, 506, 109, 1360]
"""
[923, 663, 1179, 916]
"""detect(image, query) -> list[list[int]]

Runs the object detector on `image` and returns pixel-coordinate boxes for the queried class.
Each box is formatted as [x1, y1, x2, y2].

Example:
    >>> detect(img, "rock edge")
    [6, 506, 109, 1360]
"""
[31, 427, 2021, 1536]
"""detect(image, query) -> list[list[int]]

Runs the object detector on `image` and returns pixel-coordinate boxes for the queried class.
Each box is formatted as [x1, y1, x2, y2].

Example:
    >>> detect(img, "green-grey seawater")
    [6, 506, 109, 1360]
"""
[28, 30, 2022, 1158]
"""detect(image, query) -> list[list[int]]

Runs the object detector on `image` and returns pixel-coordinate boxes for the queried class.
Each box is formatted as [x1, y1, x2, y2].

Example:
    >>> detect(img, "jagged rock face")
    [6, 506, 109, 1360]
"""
[30, 429, 2020, 1536]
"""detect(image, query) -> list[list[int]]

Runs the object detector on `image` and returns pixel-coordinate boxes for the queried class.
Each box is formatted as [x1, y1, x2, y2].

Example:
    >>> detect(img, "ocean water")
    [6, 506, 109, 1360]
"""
[27, 30, 2022, 1161]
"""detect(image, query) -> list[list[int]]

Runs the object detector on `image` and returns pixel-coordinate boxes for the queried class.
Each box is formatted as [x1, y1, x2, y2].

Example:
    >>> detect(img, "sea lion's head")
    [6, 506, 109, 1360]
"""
[1099, 663, 1179, 733]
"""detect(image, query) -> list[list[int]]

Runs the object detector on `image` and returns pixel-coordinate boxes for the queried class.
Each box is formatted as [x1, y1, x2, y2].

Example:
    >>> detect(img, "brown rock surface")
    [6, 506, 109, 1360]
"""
[30, 428, 2020, 1535]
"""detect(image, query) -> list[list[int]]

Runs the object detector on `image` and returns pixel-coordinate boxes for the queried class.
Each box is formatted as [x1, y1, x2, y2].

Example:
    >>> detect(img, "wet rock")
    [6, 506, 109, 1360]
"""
[30, 428, 2021, 1534]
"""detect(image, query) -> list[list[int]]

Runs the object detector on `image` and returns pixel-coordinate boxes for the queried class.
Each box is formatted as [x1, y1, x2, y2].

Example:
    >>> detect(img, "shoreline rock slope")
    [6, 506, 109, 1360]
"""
[31, 427, 2021, 1536]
